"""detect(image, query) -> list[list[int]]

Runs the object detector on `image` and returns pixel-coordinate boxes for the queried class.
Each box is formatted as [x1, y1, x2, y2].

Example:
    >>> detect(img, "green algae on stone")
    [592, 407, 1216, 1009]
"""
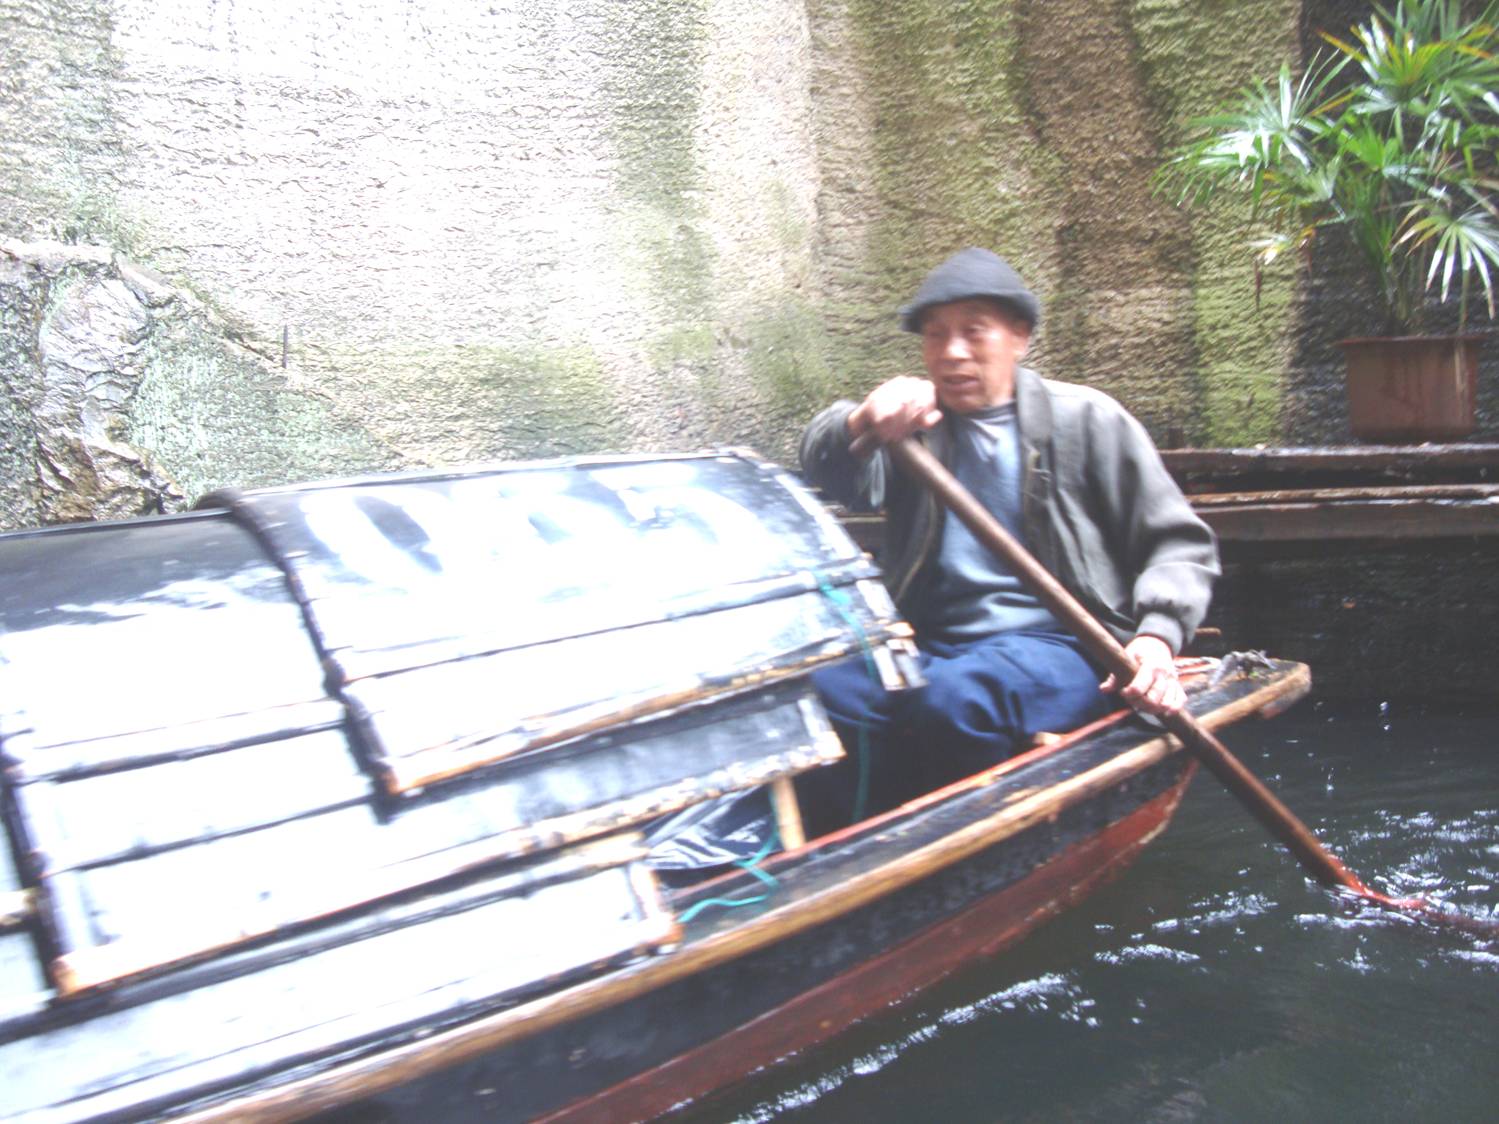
[830, 0, 1306, 446]
[649, 321, 725, 422]
[1128, 0, 1302, 444]
[823, 0, 1066, 411]
[599, 0, 716, 330]
[0, 261, 45, 528]
[767, 180, 813, 261]
[848, 0, 1055, 298]
[470, 344, 629, 458]
[1193, 248, 1298, 446]
[745, 300, 832, 413]
[0, 0, 132, 246]
[738, 295, 837, 462]
[125, 317, 395, 506]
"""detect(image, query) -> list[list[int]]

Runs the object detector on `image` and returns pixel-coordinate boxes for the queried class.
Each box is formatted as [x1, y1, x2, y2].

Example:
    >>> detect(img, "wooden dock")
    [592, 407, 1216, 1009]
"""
[1165, 445, 1499, 702]
[1162, 445, 1499, 545]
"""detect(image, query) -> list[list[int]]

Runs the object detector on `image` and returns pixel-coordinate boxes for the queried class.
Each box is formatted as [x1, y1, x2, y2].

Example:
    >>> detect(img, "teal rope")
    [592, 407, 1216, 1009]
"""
[676, 893, 768, 924]
[676, 578, 889, 925]
[676, 829, 781, 924]
[817, 576, 880, 681]
[816, 576, 885, 823]
[736, 830, 780, 885]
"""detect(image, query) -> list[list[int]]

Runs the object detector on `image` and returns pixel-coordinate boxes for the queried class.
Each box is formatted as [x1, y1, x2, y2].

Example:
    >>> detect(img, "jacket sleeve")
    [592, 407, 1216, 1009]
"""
[1085, 405, 1219, 654]
[798, 400, 889, 514]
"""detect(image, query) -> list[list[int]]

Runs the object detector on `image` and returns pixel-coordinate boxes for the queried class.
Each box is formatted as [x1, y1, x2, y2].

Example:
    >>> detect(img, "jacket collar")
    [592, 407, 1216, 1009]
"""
[925, 412, 953, 464]
[1012, 365, 1052, 445]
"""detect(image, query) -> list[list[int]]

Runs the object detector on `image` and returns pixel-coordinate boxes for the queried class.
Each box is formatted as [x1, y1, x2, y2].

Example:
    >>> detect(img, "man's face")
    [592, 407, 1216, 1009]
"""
[920, 298, 1031, 413]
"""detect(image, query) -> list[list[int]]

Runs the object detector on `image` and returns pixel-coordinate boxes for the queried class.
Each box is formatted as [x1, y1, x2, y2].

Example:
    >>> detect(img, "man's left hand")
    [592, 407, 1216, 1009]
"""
[1101, 635, 1184, 717]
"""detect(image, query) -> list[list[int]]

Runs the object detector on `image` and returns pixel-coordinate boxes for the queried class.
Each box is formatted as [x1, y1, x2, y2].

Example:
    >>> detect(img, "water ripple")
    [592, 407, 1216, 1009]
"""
[1095, 943, 1200, 965]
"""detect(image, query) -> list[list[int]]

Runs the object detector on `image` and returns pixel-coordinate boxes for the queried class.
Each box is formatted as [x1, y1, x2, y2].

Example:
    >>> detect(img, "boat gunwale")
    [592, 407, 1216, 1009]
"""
[669, 657, 1228, 901]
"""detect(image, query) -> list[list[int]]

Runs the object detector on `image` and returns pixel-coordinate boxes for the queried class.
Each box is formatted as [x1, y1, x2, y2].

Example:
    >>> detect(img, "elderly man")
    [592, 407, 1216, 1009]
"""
[799, 247, 1219, 819]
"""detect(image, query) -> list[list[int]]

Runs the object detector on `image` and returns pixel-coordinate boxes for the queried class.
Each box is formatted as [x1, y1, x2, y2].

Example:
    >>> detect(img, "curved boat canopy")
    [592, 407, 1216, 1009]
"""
[0, 451, 918, 1014]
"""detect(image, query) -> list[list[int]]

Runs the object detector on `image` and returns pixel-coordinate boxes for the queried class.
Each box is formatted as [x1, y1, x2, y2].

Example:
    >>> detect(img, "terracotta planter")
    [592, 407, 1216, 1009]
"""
[1339, 334, 1481, 443]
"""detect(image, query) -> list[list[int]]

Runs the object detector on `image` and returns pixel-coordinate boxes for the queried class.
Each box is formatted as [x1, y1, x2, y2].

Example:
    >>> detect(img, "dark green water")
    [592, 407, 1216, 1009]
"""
[677, 700, 1499, 1122]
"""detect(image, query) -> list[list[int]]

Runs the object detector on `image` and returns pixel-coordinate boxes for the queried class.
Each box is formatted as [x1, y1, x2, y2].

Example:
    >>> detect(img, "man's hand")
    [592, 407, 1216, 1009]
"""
[1101, 634, 1184, 717]
[847, 377, 942, 452]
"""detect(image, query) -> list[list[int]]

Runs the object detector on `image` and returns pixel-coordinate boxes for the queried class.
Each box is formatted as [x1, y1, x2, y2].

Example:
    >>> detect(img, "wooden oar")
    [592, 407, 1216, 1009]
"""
[862, 432, 1498, 937]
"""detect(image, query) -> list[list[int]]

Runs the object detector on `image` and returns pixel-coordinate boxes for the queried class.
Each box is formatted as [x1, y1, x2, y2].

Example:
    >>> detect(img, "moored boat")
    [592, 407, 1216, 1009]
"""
[0, 451, 1308, 1122]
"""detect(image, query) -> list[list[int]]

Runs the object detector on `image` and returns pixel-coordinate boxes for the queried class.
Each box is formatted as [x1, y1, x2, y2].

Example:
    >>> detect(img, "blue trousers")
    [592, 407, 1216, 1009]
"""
[801, 630, 1110, 827]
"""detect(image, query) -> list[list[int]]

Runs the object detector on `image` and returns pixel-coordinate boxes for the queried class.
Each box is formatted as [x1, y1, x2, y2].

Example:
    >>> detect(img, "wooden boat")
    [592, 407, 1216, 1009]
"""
[0, 451, 1309, 1122]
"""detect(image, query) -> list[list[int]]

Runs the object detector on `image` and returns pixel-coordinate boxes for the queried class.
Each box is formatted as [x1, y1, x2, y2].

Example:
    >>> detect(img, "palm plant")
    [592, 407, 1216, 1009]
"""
[1160, 0, 1499, 335]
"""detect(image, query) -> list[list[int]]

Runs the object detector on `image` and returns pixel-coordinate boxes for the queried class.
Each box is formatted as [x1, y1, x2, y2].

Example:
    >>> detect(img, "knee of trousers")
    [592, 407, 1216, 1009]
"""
[810, 659, 896, 731]
[901, 673, 1019, 743]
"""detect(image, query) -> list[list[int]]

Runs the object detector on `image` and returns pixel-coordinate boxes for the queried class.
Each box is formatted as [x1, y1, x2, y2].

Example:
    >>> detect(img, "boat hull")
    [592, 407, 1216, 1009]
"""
[0, 450, 1310, 1123]
[542, 774, 1192, 1124]
[193, 662, 1305, 1123]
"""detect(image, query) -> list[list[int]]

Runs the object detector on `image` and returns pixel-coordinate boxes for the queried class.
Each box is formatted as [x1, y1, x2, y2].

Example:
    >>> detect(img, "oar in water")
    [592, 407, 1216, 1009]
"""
[855, 431, 1497, 937]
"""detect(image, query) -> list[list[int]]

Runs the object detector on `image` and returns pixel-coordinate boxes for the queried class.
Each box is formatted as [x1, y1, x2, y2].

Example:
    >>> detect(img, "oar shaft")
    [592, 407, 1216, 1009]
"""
[885, 436, 1371, 895]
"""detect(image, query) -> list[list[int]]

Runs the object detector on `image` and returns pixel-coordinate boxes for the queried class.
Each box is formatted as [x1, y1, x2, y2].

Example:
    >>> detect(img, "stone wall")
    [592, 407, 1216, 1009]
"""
[3, 0, 1490, 530]
[1, 0, 829, 527]
[806, 0, 1305, 444]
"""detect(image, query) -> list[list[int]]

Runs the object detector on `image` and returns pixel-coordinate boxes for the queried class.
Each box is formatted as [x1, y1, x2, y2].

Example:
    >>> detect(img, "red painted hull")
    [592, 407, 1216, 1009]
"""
[547, 773, 1194, 1123]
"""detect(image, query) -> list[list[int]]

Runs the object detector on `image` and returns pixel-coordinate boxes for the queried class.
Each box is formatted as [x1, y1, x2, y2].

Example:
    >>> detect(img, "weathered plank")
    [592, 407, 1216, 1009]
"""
[349, 586, 906, 791]
[0, 515, 330, 774]
[211, 453, 871, 673]
[1193, 493, 1499, 541]
[18, 729, 367, 876]
[2, 840, 674, 1124]
[1161, 443, 1499, 482]
[32, 684, 838, 993]
[1191, 483, 1499, 505]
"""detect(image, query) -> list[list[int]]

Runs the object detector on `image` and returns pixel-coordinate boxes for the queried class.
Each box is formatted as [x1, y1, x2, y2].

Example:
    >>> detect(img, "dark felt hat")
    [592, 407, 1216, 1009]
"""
[898, 247, 1040, 332]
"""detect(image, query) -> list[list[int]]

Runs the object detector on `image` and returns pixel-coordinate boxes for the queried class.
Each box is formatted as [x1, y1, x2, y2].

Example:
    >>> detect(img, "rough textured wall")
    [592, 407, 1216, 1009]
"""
[808, 0, 1495, 448]
[1, 0, 826, 526]
[806, 0, 1305, 444]
[0, 240, 386, 526]
[4, 0, 1491, 531]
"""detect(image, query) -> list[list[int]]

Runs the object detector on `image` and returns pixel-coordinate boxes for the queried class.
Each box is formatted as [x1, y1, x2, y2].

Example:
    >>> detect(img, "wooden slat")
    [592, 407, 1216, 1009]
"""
[349, 586, 909, 794]
[5, 845, 677, 1124]
[0, 931, 50, 1023]
[1191, 482, 1499, 505]
[0, 890, 35, 932]
[839, 488, 1499, 549]
[223, 454, 867, 674]
[1162, 443, 1499, 477]
[318, 558, 883, 682]
[35, 832, 649, 1017]
[0, 536, 328, 757]
[769, 778, 806, 851]
[36, 687, 840, 994]
[4, 699, 348, 784]
[19, 729, 367, 877]
[1195, 495, 1499, 541]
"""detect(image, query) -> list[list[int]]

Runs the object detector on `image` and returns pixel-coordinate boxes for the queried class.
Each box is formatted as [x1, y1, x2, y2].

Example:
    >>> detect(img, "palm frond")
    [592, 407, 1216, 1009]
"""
[1163, 0, 1499, 330]
[1403, 202, 1499, 314]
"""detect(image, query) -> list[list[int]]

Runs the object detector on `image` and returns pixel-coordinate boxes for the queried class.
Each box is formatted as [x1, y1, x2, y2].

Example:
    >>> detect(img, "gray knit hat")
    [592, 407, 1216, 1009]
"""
[898, 247, 1040, 333]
